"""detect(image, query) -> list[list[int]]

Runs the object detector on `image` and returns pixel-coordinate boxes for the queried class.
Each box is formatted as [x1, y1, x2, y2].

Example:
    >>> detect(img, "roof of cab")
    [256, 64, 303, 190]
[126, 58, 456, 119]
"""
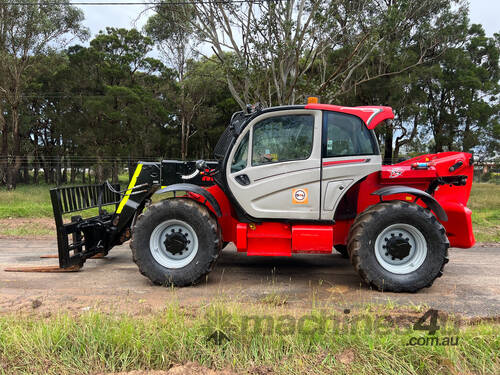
[305, 103, 394, 129]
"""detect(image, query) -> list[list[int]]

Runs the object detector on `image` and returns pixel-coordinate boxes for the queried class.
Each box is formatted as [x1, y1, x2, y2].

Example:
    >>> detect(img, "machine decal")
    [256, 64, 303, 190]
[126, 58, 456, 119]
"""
[116, 163, 143, 213]
[389, 167, 404, 178]
[323, 158, 368, 167]
[292, 188, 308, 204]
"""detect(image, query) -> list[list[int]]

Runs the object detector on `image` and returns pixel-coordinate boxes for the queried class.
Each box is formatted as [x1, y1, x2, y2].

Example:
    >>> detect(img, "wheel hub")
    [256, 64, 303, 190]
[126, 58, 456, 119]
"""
[384, 235, 412, 260]
[164, 230, 188, 255]
[149, 219, 199, 269]
[374, 223, 428, 275]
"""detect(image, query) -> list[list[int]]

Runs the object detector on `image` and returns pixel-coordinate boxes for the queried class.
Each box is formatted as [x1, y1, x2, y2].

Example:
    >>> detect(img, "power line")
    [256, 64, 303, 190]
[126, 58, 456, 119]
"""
[6, 1, 264, 5]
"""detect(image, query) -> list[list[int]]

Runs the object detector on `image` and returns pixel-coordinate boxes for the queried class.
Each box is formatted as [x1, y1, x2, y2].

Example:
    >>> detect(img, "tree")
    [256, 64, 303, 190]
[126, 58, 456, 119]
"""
[182, 57, 239, 159]
[147, 0, 469, 110]
[58, 28, 172, 182]
[419, 25, 499, 154]
[0, 0, 87, 188]
[145, 2, 203, 159]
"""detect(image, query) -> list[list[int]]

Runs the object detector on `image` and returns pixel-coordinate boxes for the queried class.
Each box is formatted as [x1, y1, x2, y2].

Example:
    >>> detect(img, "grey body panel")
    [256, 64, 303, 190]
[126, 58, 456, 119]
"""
[226, 109, 382, 221]
[226, 110, 322, 220]
[320, 156, 382, 220]
[323, 179, 354, 211]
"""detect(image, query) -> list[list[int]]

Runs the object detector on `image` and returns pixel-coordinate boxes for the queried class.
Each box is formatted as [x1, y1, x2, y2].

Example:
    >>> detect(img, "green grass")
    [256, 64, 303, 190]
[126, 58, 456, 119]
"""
[0, 221, 54, 238]
[0, 184, 54, 218]
[469, 184, 500, 242]
[0, 183, 498, 242]
[0, 304, 498, 375]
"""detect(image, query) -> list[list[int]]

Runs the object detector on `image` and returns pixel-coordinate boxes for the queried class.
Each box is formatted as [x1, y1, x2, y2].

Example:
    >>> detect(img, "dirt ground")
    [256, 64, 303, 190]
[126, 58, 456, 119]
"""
[99, 362, 238, 375]
[0, 239, 498, 317]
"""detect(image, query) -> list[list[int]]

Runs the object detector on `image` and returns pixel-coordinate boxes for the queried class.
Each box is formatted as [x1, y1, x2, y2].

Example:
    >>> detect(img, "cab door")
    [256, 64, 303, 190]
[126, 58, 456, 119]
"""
[320, 111, 382, 220]
[226, 109, 322, 220]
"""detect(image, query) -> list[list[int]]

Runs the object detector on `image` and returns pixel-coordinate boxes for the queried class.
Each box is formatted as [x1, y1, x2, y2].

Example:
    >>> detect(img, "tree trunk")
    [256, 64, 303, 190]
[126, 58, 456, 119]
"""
[383, 127, 393, 164]
[181, 115, 187, 160]
[95, 157, 105, 183]
[70, 166, 76, 183]
[33, 156, 39, 184]
[128, 157, 133, 181]
[55, 158, 62, 185]
[23, 163, 29, 184]
[112, 159, 119, 184]
[433, 125, 444, 153]
[43, 167, 49, 184]
[6, 102, 22, 190]
[0, 108, 7, 185]
[62, 165, 67, 184]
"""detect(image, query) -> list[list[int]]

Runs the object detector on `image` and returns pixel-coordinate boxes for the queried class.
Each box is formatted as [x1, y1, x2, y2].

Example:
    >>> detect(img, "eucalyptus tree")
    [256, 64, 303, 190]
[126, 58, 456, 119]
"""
[146, 0, 469, 110]
[145, 1, 203, 159]
[59, 28, 172, 182]
[420, 26, 499, 155]
[0, 0, 88, 188]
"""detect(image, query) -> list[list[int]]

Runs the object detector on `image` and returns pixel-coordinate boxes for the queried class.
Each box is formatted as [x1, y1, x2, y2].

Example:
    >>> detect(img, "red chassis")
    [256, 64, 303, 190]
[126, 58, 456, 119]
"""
[187, 150, 474, 257]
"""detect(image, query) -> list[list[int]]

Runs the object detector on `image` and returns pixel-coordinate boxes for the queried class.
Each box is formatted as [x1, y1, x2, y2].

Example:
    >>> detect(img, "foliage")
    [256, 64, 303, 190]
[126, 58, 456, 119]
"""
[0, 0, 88, 188]
[161, 0, 470, 109]
[0, 0, 498, 188]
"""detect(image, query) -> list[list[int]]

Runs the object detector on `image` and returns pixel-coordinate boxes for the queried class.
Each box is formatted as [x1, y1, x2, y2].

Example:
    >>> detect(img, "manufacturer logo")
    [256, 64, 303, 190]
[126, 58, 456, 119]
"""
[292, 188, 308, 204]
[389, 167, 404, 178]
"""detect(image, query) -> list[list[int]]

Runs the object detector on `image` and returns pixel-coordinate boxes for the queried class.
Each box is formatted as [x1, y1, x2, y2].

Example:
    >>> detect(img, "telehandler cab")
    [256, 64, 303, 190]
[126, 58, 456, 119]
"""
[14, 102, 475, 292]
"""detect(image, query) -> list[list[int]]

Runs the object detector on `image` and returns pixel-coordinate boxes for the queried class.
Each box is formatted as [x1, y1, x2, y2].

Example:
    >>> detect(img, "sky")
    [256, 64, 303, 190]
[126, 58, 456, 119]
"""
[78, 2, 153, 38]
[76, 0, 499, 39]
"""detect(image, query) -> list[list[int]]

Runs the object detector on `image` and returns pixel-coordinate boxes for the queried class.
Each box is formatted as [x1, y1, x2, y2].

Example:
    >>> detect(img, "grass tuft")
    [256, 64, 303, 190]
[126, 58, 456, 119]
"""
[0, 305, 498, 375]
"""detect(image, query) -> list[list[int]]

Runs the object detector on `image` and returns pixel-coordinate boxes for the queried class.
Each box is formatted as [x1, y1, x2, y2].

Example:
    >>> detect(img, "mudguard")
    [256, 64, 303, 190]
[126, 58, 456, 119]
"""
[155, 183, 222, 217]
[372, 185, 448, 222]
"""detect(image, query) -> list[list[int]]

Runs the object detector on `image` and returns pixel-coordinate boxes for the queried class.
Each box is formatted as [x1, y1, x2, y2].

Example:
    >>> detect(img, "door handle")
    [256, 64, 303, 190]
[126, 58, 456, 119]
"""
[235, 174, 251, 186]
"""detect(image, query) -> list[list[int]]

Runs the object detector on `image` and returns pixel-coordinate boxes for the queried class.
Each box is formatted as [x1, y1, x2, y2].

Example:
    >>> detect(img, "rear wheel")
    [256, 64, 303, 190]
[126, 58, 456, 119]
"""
[131, 198, 221, 286]
[348, 201, 449, 292]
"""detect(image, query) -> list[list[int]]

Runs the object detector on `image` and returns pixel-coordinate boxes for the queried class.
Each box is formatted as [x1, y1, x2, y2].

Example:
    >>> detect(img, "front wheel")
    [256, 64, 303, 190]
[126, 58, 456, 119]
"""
[348, 201, 449, 292]
[130, 198, 221, 286]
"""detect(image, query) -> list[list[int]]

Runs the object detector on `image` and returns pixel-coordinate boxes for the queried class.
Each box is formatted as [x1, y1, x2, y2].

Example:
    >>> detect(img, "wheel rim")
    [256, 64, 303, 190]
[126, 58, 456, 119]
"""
[374, 223, 427, 275]
[149, 219, 199, 269]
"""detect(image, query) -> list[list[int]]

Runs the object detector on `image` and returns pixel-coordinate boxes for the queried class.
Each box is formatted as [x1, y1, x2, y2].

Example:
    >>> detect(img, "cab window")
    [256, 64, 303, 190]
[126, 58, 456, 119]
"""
[231, 132, 249, 173]
[251, 114, 314, 166]
[324, 112, 378, 157]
